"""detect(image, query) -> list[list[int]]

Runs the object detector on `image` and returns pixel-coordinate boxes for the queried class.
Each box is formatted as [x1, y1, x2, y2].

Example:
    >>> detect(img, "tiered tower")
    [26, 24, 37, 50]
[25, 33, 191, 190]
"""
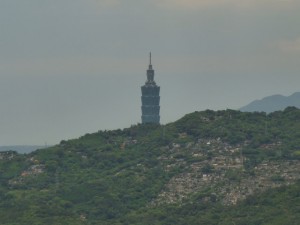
[141, 53, 160, 124]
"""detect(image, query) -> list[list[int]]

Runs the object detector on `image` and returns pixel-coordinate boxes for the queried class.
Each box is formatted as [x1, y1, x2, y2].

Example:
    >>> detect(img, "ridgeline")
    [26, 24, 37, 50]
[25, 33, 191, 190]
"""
[0, 107, 300, 224]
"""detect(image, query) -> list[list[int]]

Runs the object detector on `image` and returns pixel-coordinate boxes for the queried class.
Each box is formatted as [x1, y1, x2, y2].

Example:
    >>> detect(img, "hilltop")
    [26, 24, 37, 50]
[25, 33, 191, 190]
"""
[0, 107, 299, 224]
[240, 92, 300, 113]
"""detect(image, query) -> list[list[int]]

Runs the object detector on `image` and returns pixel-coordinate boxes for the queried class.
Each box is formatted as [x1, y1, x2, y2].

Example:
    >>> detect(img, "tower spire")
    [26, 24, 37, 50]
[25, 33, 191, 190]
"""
[148, 52, 153, 70]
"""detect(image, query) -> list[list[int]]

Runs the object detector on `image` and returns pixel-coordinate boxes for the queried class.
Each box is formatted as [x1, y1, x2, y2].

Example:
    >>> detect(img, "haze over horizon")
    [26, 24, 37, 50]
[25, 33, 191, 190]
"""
[1, 0, 300, 145]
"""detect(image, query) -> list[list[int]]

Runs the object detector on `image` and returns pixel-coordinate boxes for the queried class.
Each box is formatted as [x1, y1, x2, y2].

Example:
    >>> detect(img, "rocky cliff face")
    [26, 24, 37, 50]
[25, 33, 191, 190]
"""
[151, 138, 300, 206]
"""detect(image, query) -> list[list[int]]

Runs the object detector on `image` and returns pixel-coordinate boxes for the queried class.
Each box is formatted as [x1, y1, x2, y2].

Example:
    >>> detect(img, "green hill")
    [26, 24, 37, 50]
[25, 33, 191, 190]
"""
[0, 107, 299, 224]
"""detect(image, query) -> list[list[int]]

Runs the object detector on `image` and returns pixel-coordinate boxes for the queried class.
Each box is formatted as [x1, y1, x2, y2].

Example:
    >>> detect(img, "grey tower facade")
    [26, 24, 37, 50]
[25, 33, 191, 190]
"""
[141, 53, 160, 124]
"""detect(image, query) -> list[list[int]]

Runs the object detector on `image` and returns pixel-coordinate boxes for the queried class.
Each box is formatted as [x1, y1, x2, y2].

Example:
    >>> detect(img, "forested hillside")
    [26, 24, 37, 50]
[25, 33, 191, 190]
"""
[0, 107, 299, 225]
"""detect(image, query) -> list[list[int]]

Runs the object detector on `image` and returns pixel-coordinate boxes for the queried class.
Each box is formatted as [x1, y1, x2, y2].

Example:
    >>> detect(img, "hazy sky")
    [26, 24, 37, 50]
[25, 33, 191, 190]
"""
[1, 0, 300, 145]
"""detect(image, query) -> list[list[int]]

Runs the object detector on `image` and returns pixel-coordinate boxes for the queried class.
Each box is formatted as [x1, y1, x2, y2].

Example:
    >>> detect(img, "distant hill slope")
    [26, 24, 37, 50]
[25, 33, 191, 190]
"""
[240, 92, 300, 113]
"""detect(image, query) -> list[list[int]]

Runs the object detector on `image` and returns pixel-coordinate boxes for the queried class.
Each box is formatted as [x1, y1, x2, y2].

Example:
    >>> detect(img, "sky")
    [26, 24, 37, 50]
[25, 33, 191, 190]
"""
[0, 0, 300, 145]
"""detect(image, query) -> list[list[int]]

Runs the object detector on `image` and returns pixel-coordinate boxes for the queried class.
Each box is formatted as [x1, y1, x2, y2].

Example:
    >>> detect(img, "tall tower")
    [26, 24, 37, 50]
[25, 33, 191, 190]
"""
[141, 53, 160, 124]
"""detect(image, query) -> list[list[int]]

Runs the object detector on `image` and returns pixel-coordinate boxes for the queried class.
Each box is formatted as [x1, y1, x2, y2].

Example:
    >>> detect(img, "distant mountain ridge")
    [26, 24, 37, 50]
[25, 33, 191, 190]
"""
[240, 92, 300, 113]
[0, 145, 45, 154]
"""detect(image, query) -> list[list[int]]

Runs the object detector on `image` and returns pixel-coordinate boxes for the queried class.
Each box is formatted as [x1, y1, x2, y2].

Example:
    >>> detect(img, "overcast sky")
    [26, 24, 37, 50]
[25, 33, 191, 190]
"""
[1, 0, 300, 145]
